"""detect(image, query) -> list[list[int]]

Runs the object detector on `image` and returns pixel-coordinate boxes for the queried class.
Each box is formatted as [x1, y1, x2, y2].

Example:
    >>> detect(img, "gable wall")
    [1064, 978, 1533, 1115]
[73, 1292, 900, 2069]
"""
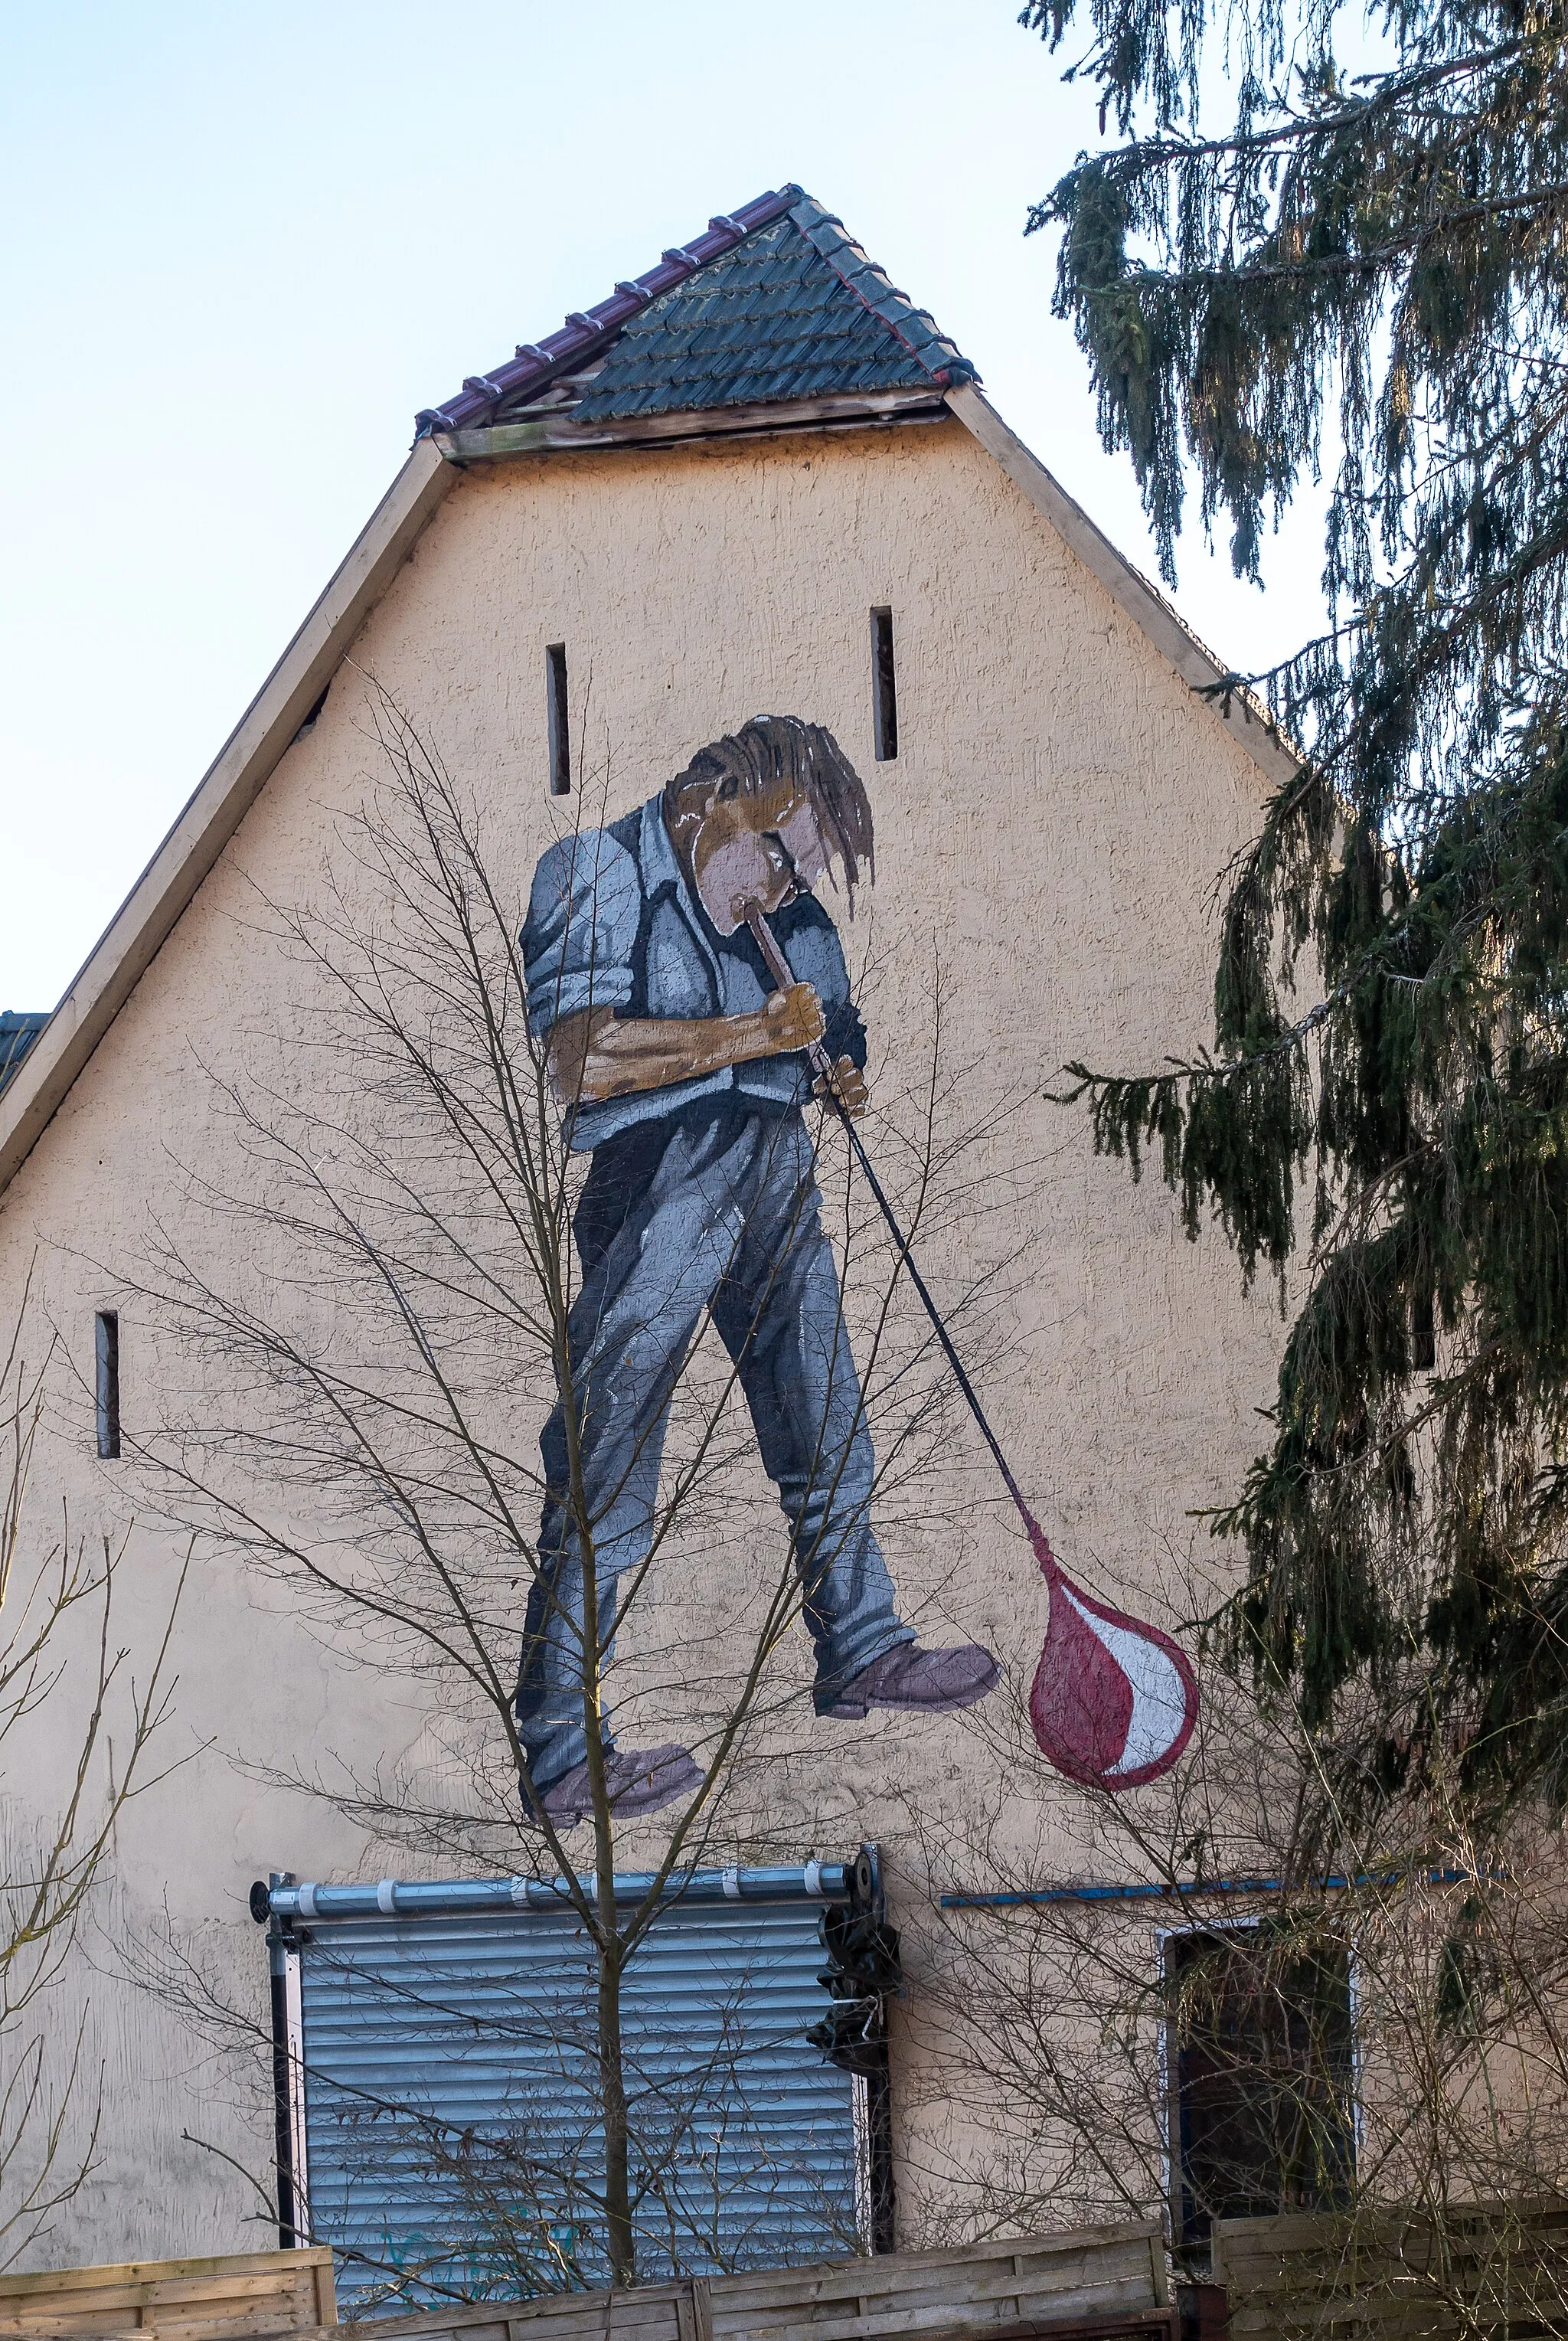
[0, 414, 1282, 2262]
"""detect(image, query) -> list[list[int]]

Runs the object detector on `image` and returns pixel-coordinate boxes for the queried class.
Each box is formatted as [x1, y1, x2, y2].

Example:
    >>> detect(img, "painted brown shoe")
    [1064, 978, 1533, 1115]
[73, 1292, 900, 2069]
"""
[522, 1743, 703, 1829]
[828, 1642, 999, 1720]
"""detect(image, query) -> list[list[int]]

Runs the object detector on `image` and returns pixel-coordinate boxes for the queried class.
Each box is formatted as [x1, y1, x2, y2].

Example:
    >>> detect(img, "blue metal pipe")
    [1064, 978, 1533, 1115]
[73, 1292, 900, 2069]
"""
[940, 1867, 1472, 1910]
[261, 1859, 853, 1925]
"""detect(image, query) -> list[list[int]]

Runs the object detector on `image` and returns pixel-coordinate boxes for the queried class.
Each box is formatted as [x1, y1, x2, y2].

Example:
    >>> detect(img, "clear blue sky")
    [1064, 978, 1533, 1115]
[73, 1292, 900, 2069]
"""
[1, 0, 1328, 1009]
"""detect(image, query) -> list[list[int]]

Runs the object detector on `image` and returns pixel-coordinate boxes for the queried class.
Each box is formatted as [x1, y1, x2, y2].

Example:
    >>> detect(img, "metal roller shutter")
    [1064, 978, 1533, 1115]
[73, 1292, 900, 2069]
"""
[273, 1873, 864, 2315]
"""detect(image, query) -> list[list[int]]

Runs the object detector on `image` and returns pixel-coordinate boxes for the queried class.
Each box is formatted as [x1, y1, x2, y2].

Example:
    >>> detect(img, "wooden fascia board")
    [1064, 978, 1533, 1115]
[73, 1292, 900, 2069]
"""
[0, 439, 453, 1203]
[946, 382, 1302, 793]
[433, 387, 949, 463]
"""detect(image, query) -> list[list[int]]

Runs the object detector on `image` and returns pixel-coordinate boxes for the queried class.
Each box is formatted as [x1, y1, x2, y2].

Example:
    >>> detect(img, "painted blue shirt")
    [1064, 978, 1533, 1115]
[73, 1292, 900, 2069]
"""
[522, 794, 865, 1153]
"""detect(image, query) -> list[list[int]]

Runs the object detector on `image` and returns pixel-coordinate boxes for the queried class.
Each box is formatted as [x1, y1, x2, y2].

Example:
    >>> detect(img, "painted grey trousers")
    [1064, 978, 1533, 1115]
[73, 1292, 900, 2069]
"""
[514, 1105, 912, 1790]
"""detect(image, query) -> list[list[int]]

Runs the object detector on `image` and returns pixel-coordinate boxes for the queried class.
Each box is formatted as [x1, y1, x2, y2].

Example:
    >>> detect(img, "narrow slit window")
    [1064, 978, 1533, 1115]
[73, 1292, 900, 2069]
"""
[95, 1311, 120, 1460]
[545, 643, 570, 796]
[1412, 1289, 1436, 1373]
[870, 607, 898, 762]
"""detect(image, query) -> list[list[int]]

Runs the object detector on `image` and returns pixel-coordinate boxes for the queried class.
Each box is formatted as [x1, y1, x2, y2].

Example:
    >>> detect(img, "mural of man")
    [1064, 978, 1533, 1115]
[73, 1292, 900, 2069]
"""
[517, 716, 998, 1826]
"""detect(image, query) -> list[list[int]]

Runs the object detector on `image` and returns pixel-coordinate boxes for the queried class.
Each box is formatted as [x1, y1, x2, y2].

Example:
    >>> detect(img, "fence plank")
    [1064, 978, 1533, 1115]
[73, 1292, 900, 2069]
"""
[5, 2228, 1174, 2341]
[0, 2248, 337, 2336]
[286, 2228, 1168, 2341]
[1212, 2202, 1568, 2341]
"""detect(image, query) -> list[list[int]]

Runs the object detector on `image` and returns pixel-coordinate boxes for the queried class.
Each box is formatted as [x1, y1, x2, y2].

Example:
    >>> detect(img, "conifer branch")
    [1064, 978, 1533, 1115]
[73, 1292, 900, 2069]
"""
[1026, 0, 1568, 1793]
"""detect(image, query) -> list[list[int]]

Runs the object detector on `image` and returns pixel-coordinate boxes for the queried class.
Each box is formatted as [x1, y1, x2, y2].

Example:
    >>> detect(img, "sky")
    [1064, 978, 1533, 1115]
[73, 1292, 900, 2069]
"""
[0, 0, 1332, 1010]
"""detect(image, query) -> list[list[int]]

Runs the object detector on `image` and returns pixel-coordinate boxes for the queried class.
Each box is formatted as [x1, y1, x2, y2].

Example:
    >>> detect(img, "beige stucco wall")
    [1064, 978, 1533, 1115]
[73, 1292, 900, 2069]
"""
[0, 411, 1282, 2265]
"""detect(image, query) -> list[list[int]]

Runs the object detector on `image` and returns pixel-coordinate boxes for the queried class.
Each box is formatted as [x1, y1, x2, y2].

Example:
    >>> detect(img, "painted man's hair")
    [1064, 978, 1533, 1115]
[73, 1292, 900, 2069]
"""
[668, 715, 875, 907]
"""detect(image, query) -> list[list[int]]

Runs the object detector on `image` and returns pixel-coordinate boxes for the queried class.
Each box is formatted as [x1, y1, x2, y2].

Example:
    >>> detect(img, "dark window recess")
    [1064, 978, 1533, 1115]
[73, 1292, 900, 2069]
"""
[291, 682, 330, 745]
[94, 1311, 120, 1460]
[1168, 1923, 1355, 2252]
[870, 607, 898, 762]
[546, 643, 570, 795]
[1412, 1288, 1436, 1373]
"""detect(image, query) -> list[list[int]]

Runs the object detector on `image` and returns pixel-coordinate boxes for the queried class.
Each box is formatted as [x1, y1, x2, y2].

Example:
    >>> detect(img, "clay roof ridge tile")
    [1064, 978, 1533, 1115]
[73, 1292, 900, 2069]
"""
[413, 184, 805, 439]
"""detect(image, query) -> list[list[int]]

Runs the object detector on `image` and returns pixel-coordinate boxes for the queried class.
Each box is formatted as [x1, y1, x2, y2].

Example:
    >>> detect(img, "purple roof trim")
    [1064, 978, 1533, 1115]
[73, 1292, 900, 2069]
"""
[415, 187, 803, 439]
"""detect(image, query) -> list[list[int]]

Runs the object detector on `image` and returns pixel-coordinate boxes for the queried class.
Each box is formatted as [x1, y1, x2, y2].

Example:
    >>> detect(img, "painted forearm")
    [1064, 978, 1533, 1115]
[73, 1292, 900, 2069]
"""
[550, 1005, 794, 1105]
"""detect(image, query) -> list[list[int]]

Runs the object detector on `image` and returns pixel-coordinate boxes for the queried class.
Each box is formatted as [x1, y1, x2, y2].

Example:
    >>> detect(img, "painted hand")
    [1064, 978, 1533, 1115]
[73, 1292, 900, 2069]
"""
[762, 982, 826, 1054]
[813, 1056, 869, 1119]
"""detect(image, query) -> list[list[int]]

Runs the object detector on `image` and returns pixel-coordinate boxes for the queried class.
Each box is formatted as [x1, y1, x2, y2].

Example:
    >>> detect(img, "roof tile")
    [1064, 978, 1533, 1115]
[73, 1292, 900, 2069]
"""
[426, 187, 974, 437]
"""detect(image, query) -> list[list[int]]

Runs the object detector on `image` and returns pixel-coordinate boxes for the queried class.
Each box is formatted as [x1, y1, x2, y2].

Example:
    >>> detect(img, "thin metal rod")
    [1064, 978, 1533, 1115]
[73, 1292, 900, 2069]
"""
[941, 1866, 1476, 1909]
[745, 904, 1031, 1519]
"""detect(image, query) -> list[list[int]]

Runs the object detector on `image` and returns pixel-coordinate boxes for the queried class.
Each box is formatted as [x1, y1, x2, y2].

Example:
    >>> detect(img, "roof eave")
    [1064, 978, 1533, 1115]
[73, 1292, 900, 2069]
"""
[944, 383, 1302, 791]
[0, 440, 453, 1202]
[433, 385, 953, 463]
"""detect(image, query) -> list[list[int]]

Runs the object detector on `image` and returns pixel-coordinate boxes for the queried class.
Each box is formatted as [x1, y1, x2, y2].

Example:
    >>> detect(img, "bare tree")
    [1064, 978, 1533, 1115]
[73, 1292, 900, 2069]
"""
[0, 1274, 183, 2265]
[126, 692, 1034, 2296]
[900, 1623, 1568, 2333]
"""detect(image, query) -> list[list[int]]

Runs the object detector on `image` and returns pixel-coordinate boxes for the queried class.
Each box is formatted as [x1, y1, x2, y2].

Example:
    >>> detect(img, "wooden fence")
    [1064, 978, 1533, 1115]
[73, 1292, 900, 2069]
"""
[1212, 2201, 1568, 2339]
[0, 2225, 1174, 2341]
[309, 2227, 1174, 2341]
[0, 2245, 337, 2336]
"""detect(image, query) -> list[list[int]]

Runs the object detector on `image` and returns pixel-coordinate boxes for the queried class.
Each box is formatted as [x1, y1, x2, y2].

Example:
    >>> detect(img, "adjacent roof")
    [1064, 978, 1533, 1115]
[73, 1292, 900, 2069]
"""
[417, 187, 973, 440]
[0, 1015, 47, 1100]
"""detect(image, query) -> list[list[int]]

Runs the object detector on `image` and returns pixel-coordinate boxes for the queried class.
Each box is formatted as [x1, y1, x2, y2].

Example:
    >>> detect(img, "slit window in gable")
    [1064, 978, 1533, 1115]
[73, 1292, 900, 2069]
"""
[95, 1311, 120, 1460]
[870, 607, 898, 762]
[1412, 1289, 1436, 1372]
[546, 644, 570, 795]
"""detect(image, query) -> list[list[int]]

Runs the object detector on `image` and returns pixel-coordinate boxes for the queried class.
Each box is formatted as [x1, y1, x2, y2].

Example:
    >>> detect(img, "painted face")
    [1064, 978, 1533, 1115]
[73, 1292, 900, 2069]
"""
[776, 799, 828, 888]
[689, 783, 824, 933]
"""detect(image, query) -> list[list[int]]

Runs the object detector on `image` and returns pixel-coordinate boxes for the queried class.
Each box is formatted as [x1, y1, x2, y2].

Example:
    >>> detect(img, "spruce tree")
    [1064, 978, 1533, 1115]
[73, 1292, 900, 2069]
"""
[1026, 0, 1568, 1800]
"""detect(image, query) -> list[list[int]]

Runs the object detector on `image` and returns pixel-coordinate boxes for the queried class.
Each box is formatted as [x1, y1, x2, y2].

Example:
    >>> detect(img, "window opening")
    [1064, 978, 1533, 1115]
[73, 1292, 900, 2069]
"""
[546, 643, 570, 795]
[95, 1311, 120, 1460]
[1412, 1288, 1436, 1372]
[870, 607, 898, 761]
[1166, 1919, 1354, 2251]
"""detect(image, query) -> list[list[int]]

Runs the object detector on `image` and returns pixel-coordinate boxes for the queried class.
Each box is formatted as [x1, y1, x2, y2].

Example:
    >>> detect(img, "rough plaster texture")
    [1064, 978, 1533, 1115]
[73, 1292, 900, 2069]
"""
[0, 414, 1283, 2264]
